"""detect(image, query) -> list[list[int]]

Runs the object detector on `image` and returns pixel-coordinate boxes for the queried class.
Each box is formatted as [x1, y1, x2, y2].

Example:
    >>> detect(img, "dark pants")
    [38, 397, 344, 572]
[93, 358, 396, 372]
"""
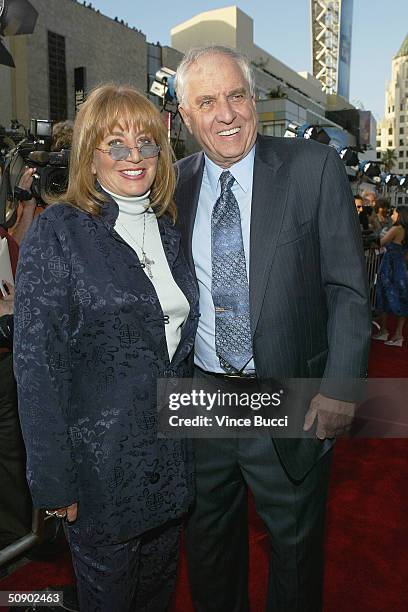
[66, 520, 182, 612]
[0, 352, 32, 550]
[186, 370, 332, 612]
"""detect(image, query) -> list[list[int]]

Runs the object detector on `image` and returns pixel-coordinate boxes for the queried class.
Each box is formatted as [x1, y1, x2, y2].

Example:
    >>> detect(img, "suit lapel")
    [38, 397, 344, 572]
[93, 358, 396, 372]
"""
[249, 137, 290, 337]
[176, 140, 290, 342]
[157, 214, 199, 368]
[176, 153, 204, 274]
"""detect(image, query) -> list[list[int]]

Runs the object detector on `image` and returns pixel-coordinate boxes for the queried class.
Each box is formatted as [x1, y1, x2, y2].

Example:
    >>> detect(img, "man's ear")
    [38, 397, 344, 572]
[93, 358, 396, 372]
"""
[178, 106, 192, 134]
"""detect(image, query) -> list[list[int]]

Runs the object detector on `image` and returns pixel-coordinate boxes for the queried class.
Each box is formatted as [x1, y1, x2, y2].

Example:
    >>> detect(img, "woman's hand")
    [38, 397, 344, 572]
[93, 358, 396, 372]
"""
[0, 281, 15, 316]
[46, 502, 78, 522]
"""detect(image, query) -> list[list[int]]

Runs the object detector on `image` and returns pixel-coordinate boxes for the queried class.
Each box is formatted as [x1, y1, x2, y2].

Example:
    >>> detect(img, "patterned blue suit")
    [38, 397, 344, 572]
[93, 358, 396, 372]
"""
[13, 193, 199, 610]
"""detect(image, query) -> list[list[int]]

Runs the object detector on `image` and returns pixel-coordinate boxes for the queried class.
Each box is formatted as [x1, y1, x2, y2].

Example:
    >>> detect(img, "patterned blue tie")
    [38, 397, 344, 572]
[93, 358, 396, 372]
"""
[211, 170, 252, 372]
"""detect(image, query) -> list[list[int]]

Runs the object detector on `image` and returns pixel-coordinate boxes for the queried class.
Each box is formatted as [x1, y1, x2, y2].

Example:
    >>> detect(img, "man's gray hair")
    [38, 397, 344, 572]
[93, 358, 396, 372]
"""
[174, 45, 255, 106]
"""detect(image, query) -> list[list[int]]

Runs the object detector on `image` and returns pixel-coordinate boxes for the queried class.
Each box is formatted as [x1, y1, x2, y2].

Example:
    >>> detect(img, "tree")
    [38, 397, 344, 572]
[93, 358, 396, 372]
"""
[267, 86, 287, 99]
[381, 148, 397, 172]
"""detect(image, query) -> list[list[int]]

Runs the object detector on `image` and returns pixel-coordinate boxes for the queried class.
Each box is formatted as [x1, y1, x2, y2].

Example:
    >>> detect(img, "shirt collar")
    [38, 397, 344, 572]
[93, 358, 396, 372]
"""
[204, 144, 255, 196]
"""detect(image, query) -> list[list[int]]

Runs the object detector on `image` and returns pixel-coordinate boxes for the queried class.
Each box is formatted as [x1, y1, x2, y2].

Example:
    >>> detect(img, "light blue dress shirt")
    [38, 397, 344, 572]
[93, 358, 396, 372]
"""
[192, 146, 256, 373]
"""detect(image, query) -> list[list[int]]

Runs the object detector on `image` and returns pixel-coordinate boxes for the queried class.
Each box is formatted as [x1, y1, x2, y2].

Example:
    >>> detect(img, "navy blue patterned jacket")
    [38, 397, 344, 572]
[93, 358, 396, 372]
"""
[13, 193, 199, 545]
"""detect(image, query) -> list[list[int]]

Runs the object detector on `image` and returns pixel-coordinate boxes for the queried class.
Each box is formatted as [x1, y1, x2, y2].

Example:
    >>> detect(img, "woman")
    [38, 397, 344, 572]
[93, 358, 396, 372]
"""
[373, 206, 408, 346]
[13, 84, 199, 611]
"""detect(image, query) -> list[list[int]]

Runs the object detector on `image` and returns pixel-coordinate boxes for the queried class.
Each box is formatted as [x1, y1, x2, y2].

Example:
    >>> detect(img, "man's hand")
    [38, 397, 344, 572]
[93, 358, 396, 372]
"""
[19, 166, 36, 195]
[303, 393, 356, 439]
[11, 167, 39, 245]
[46, 502, 78, 522]
[0, 281, 14, 316]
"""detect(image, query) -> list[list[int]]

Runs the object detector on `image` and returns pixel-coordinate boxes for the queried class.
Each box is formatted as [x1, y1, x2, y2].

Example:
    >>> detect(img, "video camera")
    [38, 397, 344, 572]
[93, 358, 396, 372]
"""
[0, 119, 69, 227]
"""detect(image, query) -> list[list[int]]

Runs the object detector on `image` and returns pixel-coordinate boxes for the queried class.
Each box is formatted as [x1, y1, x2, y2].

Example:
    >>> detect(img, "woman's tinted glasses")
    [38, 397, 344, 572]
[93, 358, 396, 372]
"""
[96, 143, 160, 161]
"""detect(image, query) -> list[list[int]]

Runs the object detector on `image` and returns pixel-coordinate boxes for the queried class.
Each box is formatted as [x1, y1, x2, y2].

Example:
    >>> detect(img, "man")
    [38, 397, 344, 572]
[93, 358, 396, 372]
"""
[362, 189, 377, 208]
[354, 194, 364, 213]
[174, 45, 371, 611]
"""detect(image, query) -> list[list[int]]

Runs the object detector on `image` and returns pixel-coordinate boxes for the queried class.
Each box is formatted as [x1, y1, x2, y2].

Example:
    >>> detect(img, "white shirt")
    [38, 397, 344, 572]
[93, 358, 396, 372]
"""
[104, 187, 190, 362]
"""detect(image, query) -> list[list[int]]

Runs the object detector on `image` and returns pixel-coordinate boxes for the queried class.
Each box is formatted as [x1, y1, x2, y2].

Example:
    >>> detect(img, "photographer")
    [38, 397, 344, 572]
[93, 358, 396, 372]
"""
[0, 118, 72, 563]
[0, 228, 32, 554]
[375, 198, 393, 237]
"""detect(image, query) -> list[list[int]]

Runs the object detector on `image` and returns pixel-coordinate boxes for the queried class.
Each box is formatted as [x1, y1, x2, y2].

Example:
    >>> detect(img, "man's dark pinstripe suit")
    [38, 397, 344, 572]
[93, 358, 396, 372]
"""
[175, 134, 371, 611]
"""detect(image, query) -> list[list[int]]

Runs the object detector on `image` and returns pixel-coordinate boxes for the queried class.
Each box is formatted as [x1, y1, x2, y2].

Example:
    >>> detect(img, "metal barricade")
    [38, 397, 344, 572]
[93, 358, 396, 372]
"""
[364, 247, 383, 311]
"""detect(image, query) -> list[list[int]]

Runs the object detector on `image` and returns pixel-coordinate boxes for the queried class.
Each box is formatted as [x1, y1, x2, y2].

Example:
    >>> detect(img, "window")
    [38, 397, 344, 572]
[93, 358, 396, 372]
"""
[399, 150, 404, 157]
[376, 151, 381, 159]
[388, 127, 393, 134]
[400, 127, 404, 134]
[48, 31, 67, 121]
[401, 116, 405, 122]
[397, 196, 403, 204]
[406, 162, 408, 169]
[376, 140, 381, 147]
[388, 140, 393, 146]
[400, 139, 405, 146]
[263, 122, 285, 137]
[401, 104, 404, 110]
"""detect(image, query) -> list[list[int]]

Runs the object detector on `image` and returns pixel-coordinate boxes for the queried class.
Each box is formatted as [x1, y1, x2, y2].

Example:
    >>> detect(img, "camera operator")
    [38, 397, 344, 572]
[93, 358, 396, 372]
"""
[9, 121, 73, 245]
[9, 166, 39, 245]
[50, 120, 73, 152]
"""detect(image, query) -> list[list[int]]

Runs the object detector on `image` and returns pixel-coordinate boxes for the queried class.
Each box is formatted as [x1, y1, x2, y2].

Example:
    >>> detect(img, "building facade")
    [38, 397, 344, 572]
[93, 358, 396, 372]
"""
[0, 0, 147, 126]
[0, 0, 195, 157]
[1, 1, 376, 159]
[310, 0, 353, 99]
[376, 33, 408, 205]
[171, 5, 373, 150]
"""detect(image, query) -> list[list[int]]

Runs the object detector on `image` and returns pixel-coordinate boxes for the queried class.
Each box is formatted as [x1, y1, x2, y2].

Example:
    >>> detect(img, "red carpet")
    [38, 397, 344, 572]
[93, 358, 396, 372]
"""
[1, 335, 407, 611]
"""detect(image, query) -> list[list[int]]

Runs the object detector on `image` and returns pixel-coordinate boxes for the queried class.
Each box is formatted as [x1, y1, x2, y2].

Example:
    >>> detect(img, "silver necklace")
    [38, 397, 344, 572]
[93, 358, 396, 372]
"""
[116, 213, 155, 279]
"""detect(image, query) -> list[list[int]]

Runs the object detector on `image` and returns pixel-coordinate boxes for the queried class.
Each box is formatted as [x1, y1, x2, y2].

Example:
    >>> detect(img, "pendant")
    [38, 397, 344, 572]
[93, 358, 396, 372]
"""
[142, 253, 155, 279]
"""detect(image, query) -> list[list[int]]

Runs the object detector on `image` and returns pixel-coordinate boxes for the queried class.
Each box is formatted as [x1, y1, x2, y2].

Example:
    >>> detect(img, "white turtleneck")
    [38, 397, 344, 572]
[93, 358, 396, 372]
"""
[103, 186, 190, 362]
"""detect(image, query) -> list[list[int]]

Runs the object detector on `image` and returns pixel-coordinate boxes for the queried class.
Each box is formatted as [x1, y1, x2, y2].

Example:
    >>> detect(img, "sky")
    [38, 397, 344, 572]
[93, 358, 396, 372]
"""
[89, 0, 408, 121]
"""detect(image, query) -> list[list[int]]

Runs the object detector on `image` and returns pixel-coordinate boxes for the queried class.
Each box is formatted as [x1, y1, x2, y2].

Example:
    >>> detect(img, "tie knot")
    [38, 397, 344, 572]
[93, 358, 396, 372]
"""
[219, 170, 235, 194]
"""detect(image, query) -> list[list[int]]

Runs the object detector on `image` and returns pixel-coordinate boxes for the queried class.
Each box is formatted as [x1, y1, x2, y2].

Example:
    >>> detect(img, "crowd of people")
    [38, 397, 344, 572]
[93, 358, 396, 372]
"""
[0, 44, 405, 612]
[354, 190, 408, 345]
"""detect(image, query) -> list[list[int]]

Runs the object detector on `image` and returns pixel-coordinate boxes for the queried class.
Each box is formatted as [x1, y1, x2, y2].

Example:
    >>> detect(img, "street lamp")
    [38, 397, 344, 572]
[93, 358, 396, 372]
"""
[359, 161, 382, 183]
[383, 174, 400, 187]
[284, 122, 330, 145]
[338, 147, 359, 167]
